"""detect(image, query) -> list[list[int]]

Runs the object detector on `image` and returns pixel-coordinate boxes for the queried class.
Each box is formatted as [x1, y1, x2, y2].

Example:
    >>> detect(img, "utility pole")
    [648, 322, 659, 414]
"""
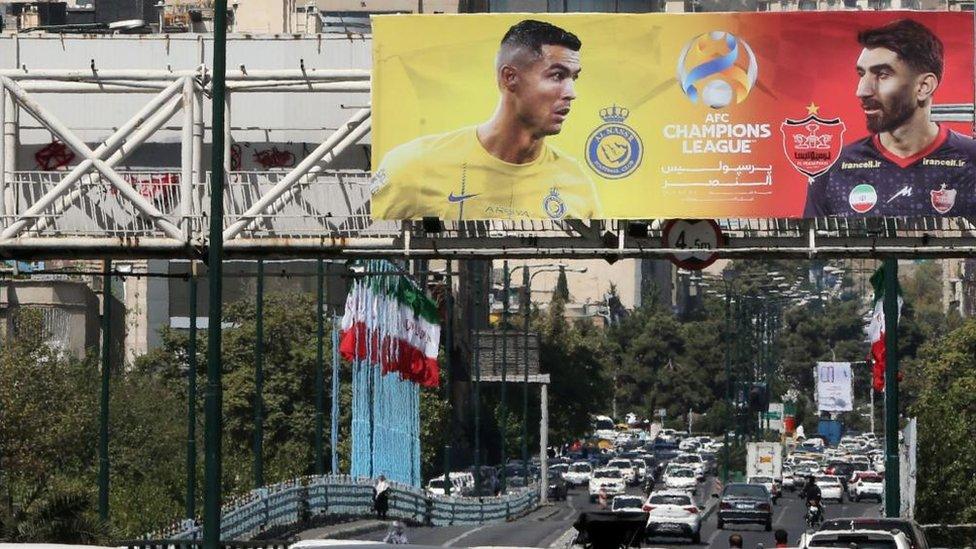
[253, 260, 264, 488]
[203, 0, 229, 543]
[98, 259, 111, 521]
[883, 258, 900, 517]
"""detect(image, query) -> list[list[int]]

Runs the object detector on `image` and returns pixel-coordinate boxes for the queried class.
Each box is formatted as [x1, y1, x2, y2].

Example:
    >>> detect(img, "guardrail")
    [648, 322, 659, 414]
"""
[152, 475, 540, 541]
[921, 523, 976, 548]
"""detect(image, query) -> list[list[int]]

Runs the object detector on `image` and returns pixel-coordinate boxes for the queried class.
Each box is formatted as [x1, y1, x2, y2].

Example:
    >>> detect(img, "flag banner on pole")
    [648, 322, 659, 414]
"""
[339, 260, 441, 387]
[866, 266, 902, 391]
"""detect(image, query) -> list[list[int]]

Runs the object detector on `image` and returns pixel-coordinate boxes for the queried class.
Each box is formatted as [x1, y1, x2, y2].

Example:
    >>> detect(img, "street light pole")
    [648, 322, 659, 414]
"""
[722, 277, 732, 484]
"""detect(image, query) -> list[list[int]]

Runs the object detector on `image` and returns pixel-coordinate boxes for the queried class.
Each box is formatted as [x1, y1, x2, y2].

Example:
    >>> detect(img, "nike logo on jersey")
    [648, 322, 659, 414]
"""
[448, 192, 480, 203]
[886, 186, 913, 203]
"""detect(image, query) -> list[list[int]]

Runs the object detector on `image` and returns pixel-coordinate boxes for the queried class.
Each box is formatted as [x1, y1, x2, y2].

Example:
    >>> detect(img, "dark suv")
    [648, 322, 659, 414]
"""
[716, 483, 773, 531]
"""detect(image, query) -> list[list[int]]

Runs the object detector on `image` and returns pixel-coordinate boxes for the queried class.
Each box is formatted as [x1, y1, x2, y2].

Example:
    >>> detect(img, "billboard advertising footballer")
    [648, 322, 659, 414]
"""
[369, 12, 975, 220]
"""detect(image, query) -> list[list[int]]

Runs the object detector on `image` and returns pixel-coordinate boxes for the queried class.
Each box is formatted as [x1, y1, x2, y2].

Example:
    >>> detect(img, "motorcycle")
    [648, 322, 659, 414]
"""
[805, 500, 824, 528]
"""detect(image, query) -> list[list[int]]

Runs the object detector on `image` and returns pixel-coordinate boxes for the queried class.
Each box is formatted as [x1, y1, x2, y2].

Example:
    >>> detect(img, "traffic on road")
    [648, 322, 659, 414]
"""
[339, 422, 918, 548]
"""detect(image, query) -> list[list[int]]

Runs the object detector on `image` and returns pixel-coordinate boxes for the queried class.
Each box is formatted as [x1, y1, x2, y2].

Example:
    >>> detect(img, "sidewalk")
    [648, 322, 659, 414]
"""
[296, 519, 390, 541]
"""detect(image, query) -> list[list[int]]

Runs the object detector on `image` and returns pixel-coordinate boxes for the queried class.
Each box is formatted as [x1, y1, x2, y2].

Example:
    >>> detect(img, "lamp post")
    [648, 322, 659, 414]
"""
[506, 263, 587, 488]
[722, 270, 734, 484]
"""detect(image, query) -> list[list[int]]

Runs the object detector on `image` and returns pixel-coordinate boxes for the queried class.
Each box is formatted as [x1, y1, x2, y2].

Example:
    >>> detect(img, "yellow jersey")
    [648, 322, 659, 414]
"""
[370, 127, 602, 221]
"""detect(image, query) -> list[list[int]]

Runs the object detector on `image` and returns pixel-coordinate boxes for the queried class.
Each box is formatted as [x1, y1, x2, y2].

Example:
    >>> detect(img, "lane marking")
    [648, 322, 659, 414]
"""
[442, 524, 490, 547]
[775, 504, 788, 524]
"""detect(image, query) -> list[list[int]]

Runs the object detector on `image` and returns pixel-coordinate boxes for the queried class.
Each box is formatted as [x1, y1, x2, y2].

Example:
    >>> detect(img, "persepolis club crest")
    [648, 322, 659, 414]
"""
[931, 183, 957, 214]
[781, 113, 846, 178]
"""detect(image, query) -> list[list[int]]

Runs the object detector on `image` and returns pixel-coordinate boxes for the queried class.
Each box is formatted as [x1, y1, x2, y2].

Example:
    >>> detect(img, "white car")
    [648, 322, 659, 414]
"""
[815, 475, 844, 503]
[671, 453, 706, 479]
[611, 495, 645, 513]
[678, 438, 700, 452]
[800, 529, 911, 549]
[848, 472, 884, 502]
[549, 463, 569, 479]
[782, 466, 796, 491]
[747, 476, 780, 502]
[630, 459, 647, 482]
[663, 467, 698, 492]
[608, 458, 638, 485]
[564, 461, 593, 487]
[643, 490, 702, 544]
[589, 468, 626, 502]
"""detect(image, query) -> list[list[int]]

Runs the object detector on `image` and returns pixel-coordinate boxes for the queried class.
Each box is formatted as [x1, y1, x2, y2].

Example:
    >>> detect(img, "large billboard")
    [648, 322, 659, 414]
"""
[370, 12, 975, 220]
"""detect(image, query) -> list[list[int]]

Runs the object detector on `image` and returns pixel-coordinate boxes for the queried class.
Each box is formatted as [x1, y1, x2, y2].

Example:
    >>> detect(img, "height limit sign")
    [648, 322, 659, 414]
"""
[662, 219, 723, 270]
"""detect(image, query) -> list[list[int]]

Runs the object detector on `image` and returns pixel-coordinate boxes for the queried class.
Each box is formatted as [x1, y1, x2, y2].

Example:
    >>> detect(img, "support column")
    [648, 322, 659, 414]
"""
[883, 258, 900, 517]
[539, 383, 548, 504]
[192, 78, 204, 228]
[181, 77, 194, 237]
[253, 260, 264, 488]
[522, 268, 529, 487]
[443, 260, 453, 495]
[315, 258, 325, 475]
[203, 1, 229, 545]
[473, 264, 482, 496]
[500, 262, 509, 493]
[186, 265, 198, 519]
[99, 260, 112, 521]
[3, 85, 16, 217]
[223, 94, 232, 174]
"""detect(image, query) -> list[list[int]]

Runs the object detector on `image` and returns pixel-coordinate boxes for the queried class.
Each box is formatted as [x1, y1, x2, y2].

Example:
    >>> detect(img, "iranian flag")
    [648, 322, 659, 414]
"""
[866, 266, 902, 392]
[339, 270, 441, 387]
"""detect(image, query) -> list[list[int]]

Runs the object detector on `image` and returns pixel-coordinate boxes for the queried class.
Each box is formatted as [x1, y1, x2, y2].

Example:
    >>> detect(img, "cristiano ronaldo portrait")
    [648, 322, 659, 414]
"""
[369, 19, 602, 221]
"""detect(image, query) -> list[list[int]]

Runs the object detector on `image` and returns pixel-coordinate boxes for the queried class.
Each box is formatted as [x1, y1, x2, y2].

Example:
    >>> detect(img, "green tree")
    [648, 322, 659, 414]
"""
[910, 320, 976, 523]
[0, 309, 101, 541]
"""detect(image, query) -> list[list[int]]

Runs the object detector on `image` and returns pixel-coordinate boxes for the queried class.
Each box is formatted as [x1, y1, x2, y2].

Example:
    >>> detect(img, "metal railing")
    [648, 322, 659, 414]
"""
[151, 475, 540, 542]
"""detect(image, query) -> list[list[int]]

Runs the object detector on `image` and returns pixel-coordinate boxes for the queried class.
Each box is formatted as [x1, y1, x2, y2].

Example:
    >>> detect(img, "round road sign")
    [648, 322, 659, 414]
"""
[662, 219, 723, 270]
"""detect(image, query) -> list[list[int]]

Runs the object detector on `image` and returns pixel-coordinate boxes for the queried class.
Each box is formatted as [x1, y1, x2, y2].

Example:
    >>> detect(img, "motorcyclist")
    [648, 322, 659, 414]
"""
[800, 475, 823, 524]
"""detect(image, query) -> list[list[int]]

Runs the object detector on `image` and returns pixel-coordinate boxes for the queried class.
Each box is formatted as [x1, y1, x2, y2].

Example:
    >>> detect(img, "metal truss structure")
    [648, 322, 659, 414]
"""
[1, 67, 976, 260]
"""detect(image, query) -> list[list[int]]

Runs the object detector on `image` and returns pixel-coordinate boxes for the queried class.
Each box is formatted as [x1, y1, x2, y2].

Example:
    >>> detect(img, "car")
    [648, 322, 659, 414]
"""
[658, 428, 679, 443]
[611, 494, 645, 513]
[589, 468, 626, 502]
[800, 528, 911, 549]
[847, 472, 884, 502]
[824, 461, 857, 489]
[564, 461, 593, 487]
[643, 490, 702, 544]
[663, 466, 698, 492]
[747, 475, 781, 503]
[547, 470, 569, 501]
[782, 466, 796, 492]
[678, 438, 700, 452]
[671, 453, 706, 479]
[817, 518, 930, 549]
[549, 463, 569, 479]
[815, 475, 844, 503]
[607, 458, 638, 485]
[622, 457, 646, 482]
[716, 483, 773, 531]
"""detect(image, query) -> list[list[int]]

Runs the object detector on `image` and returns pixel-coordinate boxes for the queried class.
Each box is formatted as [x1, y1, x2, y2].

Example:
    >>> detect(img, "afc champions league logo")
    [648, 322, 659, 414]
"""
[677, 31, 759, 109]
[585, 105, 643, 179]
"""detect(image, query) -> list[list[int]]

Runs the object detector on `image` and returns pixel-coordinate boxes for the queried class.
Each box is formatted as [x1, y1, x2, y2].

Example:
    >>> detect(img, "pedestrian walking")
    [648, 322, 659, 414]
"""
[774, 529, 789, 548]
[373, 475, 390, 520]
[729, 533, 743, 548]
